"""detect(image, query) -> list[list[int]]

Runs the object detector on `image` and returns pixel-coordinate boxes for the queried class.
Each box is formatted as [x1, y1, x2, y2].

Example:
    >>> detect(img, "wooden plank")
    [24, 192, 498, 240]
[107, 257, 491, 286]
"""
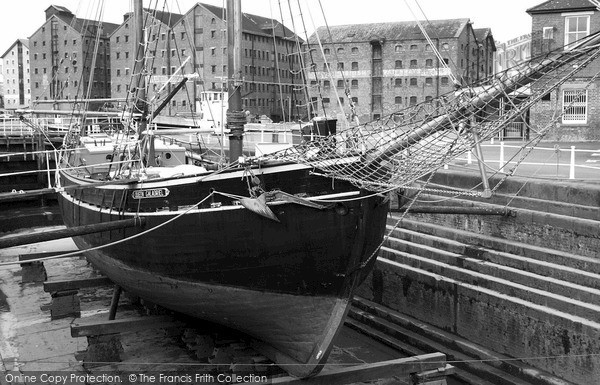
[392, 206, 512, 216]
[263, 353, 447, 385]
[0, 188, 56, 203]
[43, 277, 113, 293]
[71, 316, 184, 337]
[19, 251, 81, 262]
[0, 217, 146, 249]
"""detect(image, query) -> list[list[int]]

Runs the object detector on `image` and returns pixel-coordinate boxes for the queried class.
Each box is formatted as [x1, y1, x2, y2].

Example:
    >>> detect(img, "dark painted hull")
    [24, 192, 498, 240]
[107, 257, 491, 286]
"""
[57, 163, 388, 377]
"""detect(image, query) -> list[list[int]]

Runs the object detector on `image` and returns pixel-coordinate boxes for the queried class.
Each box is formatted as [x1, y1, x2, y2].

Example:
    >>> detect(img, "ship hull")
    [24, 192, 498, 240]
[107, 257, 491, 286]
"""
[57, 163, 389, 377]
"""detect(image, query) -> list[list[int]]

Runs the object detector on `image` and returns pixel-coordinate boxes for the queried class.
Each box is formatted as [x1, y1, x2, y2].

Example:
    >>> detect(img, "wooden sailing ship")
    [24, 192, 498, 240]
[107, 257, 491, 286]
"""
[53, 0, 600, 378]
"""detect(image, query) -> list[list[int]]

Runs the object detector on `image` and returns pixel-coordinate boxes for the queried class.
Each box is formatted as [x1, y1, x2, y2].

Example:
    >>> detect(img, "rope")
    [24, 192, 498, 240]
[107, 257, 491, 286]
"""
[403, 0, 459, 86]
[252, 35, 600, 193]
[0, 192, 216, 267]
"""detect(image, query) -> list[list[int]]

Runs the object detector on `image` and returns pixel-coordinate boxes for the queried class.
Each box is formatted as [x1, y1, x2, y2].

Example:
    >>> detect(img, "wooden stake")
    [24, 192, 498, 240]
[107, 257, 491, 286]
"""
[108, 285, 122, 320]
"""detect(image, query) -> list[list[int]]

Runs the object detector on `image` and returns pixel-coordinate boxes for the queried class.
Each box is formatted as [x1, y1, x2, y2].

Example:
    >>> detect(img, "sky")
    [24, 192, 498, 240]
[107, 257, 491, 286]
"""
[0, 0, 543, 53]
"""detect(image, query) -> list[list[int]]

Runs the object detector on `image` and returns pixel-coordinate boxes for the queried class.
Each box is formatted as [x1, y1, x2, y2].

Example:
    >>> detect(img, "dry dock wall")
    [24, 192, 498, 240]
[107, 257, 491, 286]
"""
[356, 170, 600, 385]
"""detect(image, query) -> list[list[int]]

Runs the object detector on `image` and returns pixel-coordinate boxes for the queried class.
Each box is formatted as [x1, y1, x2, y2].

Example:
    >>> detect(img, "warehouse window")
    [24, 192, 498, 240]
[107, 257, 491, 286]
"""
[562, 89, 587, 124]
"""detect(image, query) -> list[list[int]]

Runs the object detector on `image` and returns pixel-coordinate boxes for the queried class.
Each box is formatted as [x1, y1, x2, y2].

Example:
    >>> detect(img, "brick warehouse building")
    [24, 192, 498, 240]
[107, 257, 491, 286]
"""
[1, 39, 31, 110]
[306, 19, 496, 122]
[527, 0, 600, 140]
[110, 8, 186, 115]
[110, 3, 305, 121]
[29, 6, 119, 110]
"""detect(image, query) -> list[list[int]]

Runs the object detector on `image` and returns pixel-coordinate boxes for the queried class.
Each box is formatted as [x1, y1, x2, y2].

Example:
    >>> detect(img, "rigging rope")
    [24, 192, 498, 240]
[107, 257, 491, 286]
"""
[250, 36, 600, 193]
[403, 0, 459, 87]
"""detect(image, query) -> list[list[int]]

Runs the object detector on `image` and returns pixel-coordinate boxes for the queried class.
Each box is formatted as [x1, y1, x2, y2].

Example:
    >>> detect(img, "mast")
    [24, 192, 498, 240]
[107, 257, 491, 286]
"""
[226, 0, 245, 162]
[133, 0, 147, 136]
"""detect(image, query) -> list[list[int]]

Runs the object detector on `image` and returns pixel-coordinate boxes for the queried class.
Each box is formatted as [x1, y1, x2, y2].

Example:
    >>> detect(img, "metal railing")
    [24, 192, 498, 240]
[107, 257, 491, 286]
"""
[453, 141, 600, 180]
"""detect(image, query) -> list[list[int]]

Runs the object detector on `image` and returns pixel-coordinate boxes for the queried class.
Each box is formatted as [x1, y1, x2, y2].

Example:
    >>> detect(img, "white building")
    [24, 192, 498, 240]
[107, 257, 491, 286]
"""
[1, 39, 31, 109]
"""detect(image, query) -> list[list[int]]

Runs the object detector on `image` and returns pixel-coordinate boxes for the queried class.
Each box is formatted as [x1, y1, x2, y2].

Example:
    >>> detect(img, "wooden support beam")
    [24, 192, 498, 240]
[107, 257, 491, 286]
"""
[43, 276, 112, 293]
[108, 285, 122, 320]
[0, 217, 146, 249]
[0, 188, 56, 203]
[392, 206, 513, 216]
[71, 315, 184, 338]
[261, 353, 448, 385]
[19, 251, 81, 263]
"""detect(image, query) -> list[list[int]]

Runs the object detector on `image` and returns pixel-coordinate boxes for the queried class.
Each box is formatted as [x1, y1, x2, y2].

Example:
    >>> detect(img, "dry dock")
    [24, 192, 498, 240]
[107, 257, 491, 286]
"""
[0, 226, 451, 385]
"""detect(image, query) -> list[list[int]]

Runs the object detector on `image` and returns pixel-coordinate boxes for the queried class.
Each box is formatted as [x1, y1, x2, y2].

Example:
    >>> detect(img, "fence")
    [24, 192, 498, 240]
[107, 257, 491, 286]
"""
[454, 142, 600, 180]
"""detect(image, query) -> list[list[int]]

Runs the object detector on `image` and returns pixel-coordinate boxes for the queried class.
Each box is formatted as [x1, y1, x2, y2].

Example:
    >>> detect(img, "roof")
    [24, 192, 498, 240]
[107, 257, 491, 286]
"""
[196, 3, 298, 40]
[307, 19, 471, 44]
[527, 0, 598, 14]
[473, 28, 496, 51]
[122, 9, 184, 28]
[150, 9, 184, 27]
[474, 28, 491, 41]
[69, 17, 120, 36]
[48, 11, 120, 37]
[45, 5, 72, 14]
[1, 39, 30, 59]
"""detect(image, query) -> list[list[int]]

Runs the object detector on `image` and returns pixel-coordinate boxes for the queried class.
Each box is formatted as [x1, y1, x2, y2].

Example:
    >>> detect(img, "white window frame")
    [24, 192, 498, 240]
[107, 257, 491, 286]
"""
[563, 13, 591, 49]
[562, 89, 588, 124]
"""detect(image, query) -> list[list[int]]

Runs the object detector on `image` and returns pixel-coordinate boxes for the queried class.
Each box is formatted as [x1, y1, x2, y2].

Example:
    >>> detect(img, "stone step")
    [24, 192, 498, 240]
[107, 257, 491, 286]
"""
[386, 226, 600, 292]
[360, 257, 600, 384]
[346, 314, 516, 385]
[389, 218, 600, 275]
[379, 245, 600, 321]
[350, 296, 578, 385]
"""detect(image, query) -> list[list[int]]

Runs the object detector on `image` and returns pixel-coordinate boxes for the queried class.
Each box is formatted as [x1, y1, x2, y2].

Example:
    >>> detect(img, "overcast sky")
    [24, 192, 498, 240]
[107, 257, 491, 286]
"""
[0, 0, 543, 53]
